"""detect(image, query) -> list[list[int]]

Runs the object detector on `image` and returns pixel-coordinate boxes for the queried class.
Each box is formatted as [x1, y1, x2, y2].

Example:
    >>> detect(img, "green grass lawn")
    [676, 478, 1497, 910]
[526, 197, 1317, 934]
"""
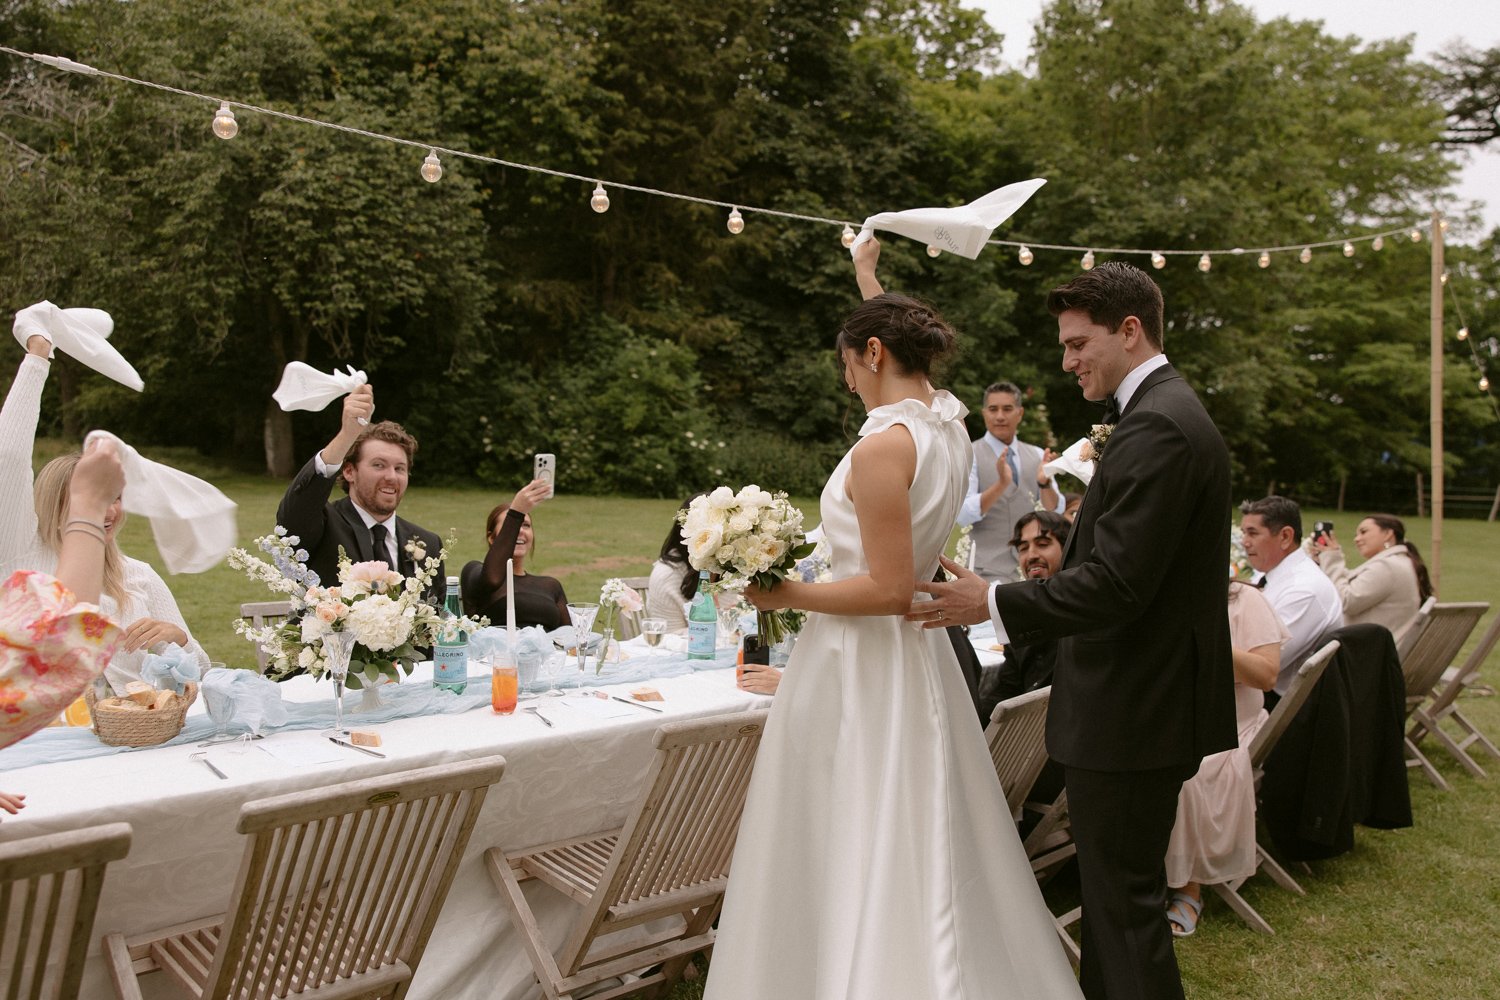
[99, 452, 1500, 998]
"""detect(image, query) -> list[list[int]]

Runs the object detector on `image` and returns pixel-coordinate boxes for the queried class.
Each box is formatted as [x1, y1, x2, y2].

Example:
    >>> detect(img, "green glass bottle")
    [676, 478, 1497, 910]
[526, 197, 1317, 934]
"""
[687, 571, 717, 660]
[433, 576, 468, 693]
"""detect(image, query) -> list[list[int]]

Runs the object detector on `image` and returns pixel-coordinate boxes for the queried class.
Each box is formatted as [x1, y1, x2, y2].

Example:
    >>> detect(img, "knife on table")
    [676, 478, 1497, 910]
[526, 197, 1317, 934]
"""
[329, 737, 386, 758]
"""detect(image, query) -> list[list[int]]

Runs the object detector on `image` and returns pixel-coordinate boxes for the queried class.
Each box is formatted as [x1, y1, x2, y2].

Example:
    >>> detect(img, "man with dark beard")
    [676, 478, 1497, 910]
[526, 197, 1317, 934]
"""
[980, 510, 1070, 718]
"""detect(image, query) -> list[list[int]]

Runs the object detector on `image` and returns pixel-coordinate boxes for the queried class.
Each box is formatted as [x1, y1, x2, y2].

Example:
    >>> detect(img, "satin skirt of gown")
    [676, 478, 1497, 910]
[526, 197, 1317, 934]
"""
[704, 393, 1082, 1000]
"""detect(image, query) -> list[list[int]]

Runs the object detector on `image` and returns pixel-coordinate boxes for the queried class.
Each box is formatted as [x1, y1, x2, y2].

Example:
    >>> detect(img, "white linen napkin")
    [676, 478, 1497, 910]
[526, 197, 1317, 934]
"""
[849, 179, 1047, 260]
[82, 430, 238, 574]
[1043, 437, 1095, 486]
[271, 361, 368, 412]
[11, 300, 145, 391]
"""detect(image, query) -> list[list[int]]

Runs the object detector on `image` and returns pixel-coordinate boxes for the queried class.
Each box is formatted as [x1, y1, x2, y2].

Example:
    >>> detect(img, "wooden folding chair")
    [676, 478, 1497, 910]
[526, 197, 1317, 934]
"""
[1394, 597, 1437, 663]
[983, 687, 1080, 970]
[1208, 639, 1339, 934]
[613, 577, 652, 641]
[239, 601, 294, 672]
[1407, 605, 1497, 779]
[104, 755, 506, 1000]
[1, 822, 131, 1000]
[486, 710, 765, 1000]
[1397, 602, 1489, 791]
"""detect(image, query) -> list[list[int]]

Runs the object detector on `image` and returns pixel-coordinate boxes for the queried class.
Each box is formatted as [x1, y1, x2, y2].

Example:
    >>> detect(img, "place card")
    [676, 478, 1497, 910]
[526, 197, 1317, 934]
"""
[258, 739, 345, 767]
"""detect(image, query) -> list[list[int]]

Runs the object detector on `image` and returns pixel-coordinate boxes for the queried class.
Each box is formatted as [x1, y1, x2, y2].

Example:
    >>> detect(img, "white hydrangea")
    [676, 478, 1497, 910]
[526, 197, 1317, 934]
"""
[346, 595, 416, 652]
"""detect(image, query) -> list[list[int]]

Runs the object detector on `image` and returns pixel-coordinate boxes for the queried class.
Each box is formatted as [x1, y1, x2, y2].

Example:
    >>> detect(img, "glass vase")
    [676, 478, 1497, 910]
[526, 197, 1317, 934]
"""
[320, 631, 357, 738]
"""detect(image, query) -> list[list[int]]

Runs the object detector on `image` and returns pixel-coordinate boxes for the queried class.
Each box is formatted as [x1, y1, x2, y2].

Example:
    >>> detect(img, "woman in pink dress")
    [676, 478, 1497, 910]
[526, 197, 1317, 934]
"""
[1164, 579, 1289, 935]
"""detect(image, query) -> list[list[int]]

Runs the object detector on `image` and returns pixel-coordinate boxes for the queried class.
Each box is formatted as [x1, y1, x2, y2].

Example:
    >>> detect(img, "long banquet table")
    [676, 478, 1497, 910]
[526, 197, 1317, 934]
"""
[0, 653, 769, 1000]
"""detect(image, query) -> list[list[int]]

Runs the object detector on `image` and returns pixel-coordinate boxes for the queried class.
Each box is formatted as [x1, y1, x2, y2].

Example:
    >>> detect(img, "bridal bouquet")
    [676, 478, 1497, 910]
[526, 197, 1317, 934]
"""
[676, 485, 815, 645]
[230, 528, 487, 688]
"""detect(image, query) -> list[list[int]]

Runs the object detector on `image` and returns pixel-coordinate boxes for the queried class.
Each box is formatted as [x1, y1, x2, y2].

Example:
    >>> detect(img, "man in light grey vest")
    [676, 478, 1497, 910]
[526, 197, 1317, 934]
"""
[956, 381, 1064, 582]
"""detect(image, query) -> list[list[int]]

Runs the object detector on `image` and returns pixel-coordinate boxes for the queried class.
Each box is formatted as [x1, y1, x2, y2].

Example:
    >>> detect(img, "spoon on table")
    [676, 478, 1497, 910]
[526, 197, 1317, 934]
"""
[524, 705, 554, 728]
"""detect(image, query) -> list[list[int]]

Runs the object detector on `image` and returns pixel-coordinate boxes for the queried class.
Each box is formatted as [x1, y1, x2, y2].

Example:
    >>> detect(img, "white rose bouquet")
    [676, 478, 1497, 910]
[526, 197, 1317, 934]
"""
[230, 529, 487, 688]
[675, 485, 815, 645]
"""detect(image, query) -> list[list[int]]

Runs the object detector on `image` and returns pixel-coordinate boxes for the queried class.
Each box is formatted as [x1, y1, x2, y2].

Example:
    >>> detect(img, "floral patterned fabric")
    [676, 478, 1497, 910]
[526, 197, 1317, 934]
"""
[0, 569, 121, 750]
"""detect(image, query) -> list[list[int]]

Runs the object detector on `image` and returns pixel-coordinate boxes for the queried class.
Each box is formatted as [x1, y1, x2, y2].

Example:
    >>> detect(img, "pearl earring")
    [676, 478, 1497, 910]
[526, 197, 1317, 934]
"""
[869, 363, 878, 372]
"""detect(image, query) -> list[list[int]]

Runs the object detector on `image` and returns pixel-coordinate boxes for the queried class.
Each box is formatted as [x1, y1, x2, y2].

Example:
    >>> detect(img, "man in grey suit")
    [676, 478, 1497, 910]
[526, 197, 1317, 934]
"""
[915, 263, 1236, 1000]
[956, 381, 1064, 582]
[276, 383, 445, 604]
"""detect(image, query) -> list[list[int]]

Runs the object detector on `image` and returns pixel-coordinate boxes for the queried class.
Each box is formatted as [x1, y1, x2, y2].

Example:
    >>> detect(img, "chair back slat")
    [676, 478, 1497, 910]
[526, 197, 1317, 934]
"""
[1425, 612, 1500, 716]
[597, 712, 765, 913]
[1248, 640, 1339, 768]
[1394, 596, 1437, 662]
[198, 756, 504, 1000]
[238, 601, 294, 672]
[1401, 603, 1490, 704]
[0, 822, 130, 1000]
[983, 687, 1053, 814]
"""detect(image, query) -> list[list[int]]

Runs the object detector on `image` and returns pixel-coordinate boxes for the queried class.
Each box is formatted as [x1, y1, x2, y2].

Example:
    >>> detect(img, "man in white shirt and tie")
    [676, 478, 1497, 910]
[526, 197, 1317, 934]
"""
[1239, 495, 1343, 694]
[276, 383, 445, 604]
[955, 381, 1063, 583]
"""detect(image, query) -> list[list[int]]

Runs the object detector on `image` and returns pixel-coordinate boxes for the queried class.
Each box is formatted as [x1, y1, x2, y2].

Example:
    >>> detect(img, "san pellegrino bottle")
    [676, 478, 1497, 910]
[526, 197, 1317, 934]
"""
[687, 570, 717, 660]
[433, 576, 468, 693]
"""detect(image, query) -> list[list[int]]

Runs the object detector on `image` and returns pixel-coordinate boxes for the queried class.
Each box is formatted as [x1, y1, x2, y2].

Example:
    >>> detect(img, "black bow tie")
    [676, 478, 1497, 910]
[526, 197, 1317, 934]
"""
[1254, 575, 1268, 589]
[1101, 395, 1121, 426]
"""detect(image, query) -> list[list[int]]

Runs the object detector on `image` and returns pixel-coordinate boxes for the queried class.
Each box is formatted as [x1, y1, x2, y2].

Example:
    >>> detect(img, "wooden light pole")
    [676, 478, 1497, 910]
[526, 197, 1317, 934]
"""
[1430, 210, 1444, 593]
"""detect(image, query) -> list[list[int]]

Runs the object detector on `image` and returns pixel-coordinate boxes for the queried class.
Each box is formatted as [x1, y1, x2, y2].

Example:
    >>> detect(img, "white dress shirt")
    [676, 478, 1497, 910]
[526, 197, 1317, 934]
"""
[985, 354, 1171, 641]
[1257, 548, 1344, 694]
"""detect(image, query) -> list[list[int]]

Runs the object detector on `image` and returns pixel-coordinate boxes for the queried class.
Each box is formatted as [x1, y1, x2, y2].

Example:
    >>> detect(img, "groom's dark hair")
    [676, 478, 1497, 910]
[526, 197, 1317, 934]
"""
[1046, 262, 1165, 350]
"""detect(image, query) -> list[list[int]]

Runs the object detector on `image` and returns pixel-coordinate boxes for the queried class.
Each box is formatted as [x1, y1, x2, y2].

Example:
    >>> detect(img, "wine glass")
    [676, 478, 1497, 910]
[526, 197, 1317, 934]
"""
[717, 605, 742, 650]
[567, 602, 600, 676]
[641, 618, 668, 655]
[541, 650, 565, 697]
[199, 661, 232, 746]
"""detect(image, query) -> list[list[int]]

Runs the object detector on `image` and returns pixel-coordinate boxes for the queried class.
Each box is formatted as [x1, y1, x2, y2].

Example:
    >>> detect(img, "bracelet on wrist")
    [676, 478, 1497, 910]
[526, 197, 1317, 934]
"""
[63, 524, 107, 542]
[66, 516, 107, 530]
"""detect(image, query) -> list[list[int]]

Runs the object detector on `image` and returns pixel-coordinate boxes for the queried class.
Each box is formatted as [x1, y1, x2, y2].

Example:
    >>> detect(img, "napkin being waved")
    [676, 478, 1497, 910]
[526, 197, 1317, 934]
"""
[82, 431, 238, 574]
[138, 645, 202, 694]
[1043, 437, 1096, 487]
[272, 362, 368, 413]
[849, 179, 1047, 260]
[12, 300, 144, 391]
[201, 666, 288, 735]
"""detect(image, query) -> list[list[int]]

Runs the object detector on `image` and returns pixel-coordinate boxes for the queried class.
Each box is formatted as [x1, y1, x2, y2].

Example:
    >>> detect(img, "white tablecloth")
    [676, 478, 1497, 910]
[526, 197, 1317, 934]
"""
[0, 660, 770, 999]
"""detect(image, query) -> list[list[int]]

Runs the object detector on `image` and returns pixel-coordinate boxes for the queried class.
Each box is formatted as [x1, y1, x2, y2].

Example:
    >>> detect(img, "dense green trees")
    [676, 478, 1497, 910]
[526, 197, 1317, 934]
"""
[1, 0, 1490, 509]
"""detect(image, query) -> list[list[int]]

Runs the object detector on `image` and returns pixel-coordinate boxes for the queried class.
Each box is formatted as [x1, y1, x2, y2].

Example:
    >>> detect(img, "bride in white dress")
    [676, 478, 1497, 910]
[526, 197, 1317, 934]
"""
[704, 241, 1082, 1000]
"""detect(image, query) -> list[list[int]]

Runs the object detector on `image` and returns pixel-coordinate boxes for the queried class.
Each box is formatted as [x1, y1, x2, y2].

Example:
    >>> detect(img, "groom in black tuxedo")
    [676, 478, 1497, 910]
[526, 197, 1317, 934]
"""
[915, 263, 1235, 1000]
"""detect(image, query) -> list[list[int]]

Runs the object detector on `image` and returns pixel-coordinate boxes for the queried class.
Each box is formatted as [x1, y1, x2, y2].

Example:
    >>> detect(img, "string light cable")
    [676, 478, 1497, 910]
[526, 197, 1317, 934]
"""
[1444, 274, 1500, 419]
[0, 46, 1442, 266]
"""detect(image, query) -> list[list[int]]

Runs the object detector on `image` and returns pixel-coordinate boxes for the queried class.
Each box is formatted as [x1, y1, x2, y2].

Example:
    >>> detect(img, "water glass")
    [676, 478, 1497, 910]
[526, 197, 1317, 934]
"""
[641, 618, 668, 653]
[491, 663, 519, 714]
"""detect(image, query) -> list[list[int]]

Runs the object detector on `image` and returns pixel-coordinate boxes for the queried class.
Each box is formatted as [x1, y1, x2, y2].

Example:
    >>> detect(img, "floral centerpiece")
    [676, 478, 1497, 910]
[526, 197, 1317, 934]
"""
[229, 528, 486, 688]
[676, 485, 815, 646]
[592, 578, 644, 672]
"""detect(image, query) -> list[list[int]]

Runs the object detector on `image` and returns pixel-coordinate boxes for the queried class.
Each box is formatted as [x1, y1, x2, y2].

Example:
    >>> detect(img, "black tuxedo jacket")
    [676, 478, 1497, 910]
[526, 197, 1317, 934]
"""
[276, 456, 446, 604]
[992, 362, 1236, 772]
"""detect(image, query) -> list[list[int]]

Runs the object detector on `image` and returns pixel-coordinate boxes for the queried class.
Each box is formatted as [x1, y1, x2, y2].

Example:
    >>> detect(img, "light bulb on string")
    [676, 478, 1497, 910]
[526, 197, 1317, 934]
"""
[1410, 229, 1422, 243]
[1018, 246, 1034, 265]
[1257, 251, 1271, 268]
[211, 102, 238, 139]
[1481, 376, 1491, 392]
[1458, 327, 1469, 341]
[420, 150, 443, 183]
[1081, 250, 1095, 270]
[1299, 247, 1313, 264]
[726, 208, 745, 235]
[590, 183, 610, 213]
[1150, 252, 1166, 270]
[840, 225, 856, 248]
[1342, 242, 1355, 257]
[1440, 271, 1449, 285]
[927, 245, 942, 258]
[1372, 235, 1384, 251]
[1197, 254, 1212, 273]
[1440, 218, 1450, 233]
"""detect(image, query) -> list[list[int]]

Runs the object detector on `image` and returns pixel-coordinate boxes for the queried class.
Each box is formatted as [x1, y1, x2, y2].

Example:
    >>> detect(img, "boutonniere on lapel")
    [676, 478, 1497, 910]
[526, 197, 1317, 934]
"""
[404, 537, 426, 565]
[1081, 423, 1114, 463]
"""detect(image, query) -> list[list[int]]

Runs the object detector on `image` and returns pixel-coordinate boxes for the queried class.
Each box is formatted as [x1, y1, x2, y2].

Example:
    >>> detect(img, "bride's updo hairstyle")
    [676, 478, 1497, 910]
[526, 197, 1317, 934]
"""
[836, 293, 958, 377]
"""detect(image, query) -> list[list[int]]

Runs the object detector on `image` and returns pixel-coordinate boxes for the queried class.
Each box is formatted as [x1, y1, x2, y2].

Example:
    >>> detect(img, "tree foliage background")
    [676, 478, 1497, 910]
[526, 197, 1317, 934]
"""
[2, 0, 1495, 511]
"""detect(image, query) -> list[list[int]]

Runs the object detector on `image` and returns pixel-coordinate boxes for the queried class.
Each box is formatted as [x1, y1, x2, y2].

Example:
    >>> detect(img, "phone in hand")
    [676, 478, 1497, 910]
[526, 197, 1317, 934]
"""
[533, 453, 556, 498]
[1311, 520, 1334, 545]
[741, 633, 771, 666]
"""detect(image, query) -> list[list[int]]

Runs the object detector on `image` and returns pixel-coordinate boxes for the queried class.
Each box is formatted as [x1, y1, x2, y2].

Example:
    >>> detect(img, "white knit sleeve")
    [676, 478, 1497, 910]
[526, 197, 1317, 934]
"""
[0, 356, 47, 564]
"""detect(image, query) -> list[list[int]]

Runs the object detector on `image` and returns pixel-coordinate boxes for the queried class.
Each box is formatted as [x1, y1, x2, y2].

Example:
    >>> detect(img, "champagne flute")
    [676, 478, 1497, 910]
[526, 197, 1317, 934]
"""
[567, 602, 600, 676]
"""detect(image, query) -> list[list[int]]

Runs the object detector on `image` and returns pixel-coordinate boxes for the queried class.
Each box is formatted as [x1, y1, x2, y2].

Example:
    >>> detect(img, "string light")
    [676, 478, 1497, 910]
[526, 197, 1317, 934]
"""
[726, 207, 744, 234]
[1081, 250, 1095, 270]
[1482, 376, 1492, 392]
[1197, 254, 1211, 273]
[841, 225, 856, 248]
[1440, 271, 1449, 285]
[590, 183, 610, 213]
[927, 245, 942, 258]
[1342, 242, 1355, 257]
[1372, 235, 1384, 251]
[1300, 247, 1313, 264]
[1018, 246, 1034, 265]
[211, 102, 237, 139]
[1444, 270, 1500, 419]
[1258, 251, 1271, 268]
[1440, 218, 1449, 233]
[0, 46, 1438, 273]
[1458, 327, 1469, 341]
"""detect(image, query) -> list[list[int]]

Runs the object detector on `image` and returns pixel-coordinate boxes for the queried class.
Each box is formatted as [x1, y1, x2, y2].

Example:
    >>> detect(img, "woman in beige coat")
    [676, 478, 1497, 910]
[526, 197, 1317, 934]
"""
[1314, 513, 1433, 641]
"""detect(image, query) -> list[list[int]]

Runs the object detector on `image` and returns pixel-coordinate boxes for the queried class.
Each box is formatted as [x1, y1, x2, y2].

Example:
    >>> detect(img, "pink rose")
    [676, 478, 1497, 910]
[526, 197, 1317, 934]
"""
[617, 586, 643, 613]
[343, 561, 403, 592]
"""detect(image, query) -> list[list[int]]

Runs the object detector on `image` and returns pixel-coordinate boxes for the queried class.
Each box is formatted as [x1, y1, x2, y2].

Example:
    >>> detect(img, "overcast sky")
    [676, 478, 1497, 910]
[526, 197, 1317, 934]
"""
[969, 0, 1500, 235]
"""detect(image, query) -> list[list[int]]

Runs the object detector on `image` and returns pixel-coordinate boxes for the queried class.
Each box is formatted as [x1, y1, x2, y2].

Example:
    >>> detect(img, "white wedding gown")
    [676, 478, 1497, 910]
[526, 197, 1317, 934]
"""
[705, 392, 1082, 1000]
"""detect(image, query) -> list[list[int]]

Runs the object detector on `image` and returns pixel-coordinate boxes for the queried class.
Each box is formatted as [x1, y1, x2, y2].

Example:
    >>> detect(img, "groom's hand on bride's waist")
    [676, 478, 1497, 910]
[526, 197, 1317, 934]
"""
[909, 557, 990, 628]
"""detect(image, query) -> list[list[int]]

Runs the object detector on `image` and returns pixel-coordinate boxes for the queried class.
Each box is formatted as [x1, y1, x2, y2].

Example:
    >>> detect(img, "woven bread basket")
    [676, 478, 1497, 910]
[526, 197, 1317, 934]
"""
[85, 682, 198, 747]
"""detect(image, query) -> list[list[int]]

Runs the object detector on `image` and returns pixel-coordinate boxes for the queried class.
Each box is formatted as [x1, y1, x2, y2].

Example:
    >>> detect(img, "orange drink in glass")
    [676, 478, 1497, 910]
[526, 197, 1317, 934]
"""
[492, 664, 519, 714]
